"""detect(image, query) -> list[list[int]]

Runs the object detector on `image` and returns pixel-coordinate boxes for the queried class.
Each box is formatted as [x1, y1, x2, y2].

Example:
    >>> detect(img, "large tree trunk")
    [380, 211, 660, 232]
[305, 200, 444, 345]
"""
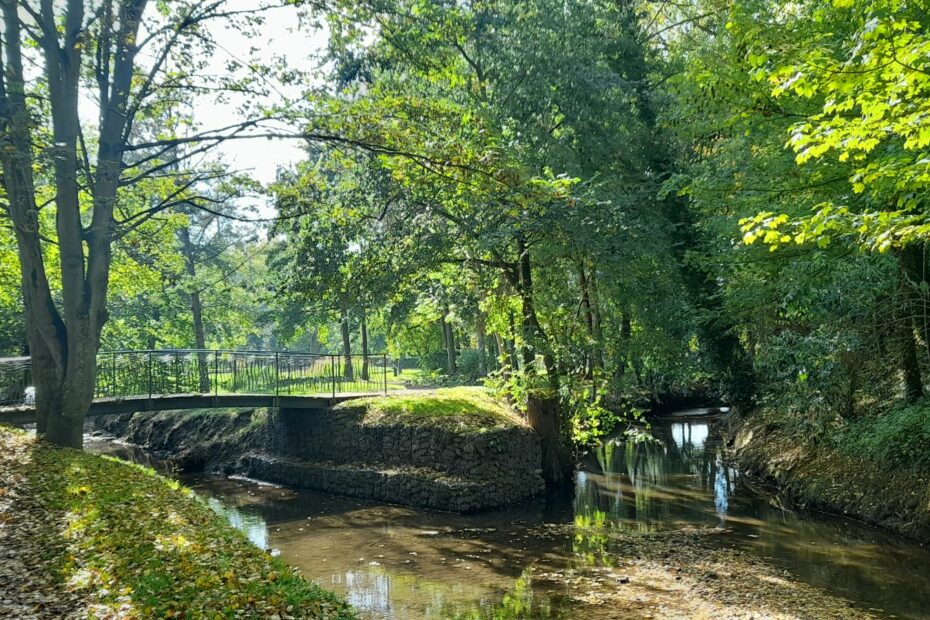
[340, 306, 354, 381]
[26, 325, 59, 436]
[527, 392, 566, 485]
[1, 0, 146, 447]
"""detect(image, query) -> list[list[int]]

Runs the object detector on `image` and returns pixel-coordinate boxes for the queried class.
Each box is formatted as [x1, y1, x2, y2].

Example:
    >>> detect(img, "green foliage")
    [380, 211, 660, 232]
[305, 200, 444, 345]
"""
[835, 402, 930, 471]
[455, 348, 483, 382]
[731, 0, 930, 252]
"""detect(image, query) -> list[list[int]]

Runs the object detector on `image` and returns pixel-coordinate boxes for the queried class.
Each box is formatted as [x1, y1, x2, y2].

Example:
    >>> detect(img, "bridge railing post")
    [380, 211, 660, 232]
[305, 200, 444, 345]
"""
[275, 351, 280, 398]
[383, 353, 388, 394]
[213, 350, 219, 397]
[147, 351, 153, 400]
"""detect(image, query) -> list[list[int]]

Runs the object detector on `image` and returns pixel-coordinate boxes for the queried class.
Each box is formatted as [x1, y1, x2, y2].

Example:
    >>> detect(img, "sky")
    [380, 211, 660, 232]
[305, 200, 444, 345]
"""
[195, 1, 330, 189]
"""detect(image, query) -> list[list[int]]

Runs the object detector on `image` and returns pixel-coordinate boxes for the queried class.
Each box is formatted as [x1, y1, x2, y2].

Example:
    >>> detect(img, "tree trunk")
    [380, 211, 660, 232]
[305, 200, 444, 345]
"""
[179, 225, 210, 392]
[901, 244, 930, 364]
[442, 308, 457, 374]
[1, 1, 146, 447]
[897, 247, 925, 403]
[507, 311, 519, 371]
[476, 312, 487, 376]
[26, 327, 59, 436]
[527, 392, 566, 485]
[341, 306, 353, 381]
[901, 323, 924, 403]
[495, 334, 510, 376]
[588, 266, 604, 372]
[516, 236, 557, 386]
[616, 309, 633, 381]
[578, 262, 594, 378]
[360, 310, 370, 381]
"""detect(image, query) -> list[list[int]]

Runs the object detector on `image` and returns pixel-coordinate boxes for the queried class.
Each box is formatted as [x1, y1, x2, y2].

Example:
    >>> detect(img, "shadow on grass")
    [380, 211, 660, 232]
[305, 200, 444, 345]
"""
[6, 427, 354, 619]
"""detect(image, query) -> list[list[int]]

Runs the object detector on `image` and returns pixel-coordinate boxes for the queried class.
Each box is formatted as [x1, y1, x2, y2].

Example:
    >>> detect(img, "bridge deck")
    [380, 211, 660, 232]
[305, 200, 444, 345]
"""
[0, 391, 384, 425]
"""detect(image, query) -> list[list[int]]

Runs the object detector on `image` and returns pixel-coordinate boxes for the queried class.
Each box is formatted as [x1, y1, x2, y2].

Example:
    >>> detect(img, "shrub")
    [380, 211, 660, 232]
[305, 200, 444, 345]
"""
[420, 349, 449, 373]
[835, 402, 930, 472]
[456, 348, 482, 382]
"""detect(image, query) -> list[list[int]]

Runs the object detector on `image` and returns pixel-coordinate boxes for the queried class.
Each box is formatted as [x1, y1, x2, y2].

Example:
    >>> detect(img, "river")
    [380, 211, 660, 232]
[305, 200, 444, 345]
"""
[87, 410, 930, 619]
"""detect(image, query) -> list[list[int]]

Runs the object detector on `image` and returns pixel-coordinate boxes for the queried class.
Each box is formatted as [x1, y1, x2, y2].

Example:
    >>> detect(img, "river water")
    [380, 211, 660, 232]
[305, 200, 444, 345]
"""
[88, 411, 930, 619]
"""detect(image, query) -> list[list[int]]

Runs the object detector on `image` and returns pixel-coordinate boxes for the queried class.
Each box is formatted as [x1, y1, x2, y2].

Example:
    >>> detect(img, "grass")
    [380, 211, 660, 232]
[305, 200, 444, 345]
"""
[0, 426, 354, 619]
[337, 386, 526, 432]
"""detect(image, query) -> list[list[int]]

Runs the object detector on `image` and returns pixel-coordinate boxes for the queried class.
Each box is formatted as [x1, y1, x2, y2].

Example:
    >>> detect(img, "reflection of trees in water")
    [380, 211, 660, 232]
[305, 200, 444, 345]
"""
[431, 568, 561, 619]
[203, 496, 268, 549]
[573, 509, 617, 566]
[577, 421, 739, 529]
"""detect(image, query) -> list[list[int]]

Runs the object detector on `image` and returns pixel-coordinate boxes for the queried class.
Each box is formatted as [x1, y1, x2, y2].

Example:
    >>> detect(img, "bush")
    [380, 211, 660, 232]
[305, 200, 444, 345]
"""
[456, 348, 482, 382]
[835, 402, 930, 471]
[420, 349, 449, 373]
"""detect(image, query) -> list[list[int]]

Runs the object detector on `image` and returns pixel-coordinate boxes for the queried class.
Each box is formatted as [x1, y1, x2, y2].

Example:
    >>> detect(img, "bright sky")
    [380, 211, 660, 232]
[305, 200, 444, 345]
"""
[197, 1, 329, 189]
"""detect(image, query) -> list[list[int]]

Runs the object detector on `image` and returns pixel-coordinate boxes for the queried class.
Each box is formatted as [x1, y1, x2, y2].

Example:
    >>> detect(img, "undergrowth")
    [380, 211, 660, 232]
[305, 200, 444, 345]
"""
[834, 401, 930, 472]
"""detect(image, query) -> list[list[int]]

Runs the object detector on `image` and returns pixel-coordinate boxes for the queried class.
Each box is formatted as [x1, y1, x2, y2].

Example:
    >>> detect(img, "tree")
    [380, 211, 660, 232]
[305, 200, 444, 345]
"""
[0, 0, 290, 446]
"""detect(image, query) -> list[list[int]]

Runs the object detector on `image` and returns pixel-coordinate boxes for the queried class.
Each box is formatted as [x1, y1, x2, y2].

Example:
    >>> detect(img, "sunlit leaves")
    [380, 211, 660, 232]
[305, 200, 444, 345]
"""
[737, 0, 930, 251]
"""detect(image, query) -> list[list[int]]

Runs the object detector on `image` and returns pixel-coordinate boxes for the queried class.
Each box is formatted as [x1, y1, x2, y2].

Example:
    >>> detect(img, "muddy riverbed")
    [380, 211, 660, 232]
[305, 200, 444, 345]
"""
[87, 410, 930, 619]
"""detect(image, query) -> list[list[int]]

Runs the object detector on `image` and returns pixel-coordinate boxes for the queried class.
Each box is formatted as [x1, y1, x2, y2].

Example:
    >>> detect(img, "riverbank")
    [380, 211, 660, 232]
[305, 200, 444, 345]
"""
[79, 409, 930, 618]
[728, 408, 930, 543]
[0, 426, 353, 619]
[92, 387, 545, 512]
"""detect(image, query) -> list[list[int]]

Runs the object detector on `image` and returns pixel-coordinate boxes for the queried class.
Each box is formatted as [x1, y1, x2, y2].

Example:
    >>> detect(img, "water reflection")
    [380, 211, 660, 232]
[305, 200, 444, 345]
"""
[87, 418, 930, 620]
[203, 495, 268, 549]
[577, 419, 930, 619]
[577, 420, 741, 532]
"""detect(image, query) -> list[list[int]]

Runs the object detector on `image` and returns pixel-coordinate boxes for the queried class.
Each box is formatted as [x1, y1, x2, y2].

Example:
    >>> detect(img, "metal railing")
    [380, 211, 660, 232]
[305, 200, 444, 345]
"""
[0, 357, 30, 405]
[1, 350, 390, 405]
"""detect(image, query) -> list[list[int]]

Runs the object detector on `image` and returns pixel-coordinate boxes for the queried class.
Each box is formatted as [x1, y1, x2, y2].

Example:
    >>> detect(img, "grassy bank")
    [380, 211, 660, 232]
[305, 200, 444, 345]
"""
[0, 426, 354, 619]
[731, 404, 930, 542]
[336, 386, 526, 432]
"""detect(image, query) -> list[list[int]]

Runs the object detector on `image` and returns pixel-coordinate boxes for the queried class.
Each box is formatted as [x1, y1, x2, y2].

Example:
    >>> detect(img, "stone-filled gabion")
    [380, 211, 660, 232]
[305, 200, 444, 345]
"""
[93, 405, 545, 512]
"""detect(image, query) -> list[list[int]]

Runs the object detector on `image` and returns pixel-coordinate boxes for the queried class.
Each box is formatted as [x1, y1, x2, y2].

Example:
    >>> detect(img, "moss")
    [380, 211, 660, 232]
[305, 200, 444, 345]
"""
[0, 426, 354, 619]
[335, 386, 525, 432]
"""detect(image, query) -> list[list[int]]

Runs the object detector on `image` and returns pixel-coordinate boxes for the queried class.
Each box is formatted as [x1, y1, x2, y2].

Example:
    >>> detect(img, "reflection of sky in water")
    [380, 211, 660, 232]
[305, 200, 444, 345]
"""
[671, 422, 708, 452]
[714, 451, 728, 523]
[203, 496, 268, 549]
[342, 571, 392, 615]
